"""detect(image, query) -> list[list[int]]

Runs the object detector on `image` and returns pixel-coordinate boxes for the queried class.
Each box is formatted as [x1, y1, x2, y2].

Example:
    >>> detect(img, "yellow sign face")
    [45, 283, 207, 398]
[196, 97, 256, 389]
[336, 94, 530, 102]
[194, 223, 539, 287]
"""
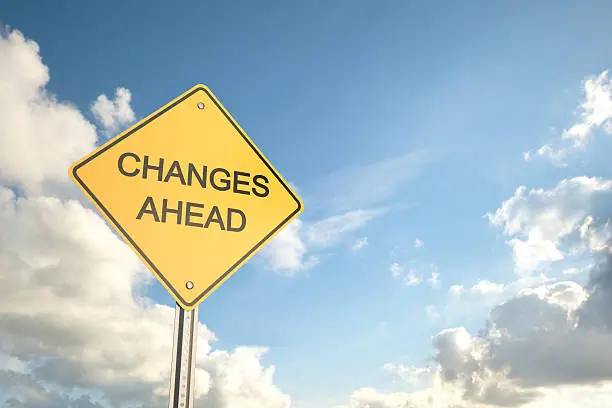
[70, 85, 303, 310]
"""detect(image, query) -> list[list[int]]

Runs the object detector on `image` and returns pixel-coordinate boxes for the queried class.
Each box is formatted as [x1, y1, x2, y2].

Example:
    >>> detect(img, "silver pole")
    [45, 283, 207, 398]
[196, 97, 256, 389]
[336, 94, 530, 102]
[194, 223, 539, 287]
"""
[168, 303, 198, 408]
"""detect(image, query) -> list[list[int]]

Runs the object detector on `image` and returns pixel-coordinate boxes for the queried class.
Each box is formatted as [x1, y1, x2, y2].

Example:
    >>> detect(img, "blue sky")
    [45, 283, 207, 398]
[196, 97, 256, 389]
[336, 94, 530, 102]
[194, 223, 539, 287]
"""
[2, 1, 612, 408]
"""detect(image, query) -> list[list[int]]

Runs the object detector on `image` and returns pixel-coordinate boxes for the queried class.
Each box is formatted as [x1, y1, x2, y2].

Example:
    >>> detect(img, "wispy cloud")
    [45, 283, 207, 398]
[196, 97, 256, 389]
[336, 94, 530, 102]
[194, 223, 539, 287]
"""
[261, 208, 386, 275]
[259, 147, 435, 275]
[260, 150, 430, 274]
[306, 150, 435, 215]
[306, 208, 385, 247]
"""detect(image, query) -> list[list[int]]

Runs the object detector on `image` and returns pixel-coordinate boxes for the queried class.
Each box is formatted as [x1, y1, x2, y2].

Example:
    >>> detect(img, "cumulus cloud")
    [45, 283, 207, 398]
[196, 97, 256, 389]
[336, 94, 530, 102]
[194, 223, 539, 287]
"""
[0, 27, 290, 408]
[470, 280, 505, 295]
[0, 29, 98, 196]
[333, 69, 612, 408]
[524, 69, 612, 164]
[432, 272, 612, 404]
[443, 275, 554, 325]
[383, 363, 431, 385]
[90, 87, 136, 136]
[522, 144, 569, 167]
[336, 237, 612, 408]
[335, 388, 416, 408]
[0, 186, 291, 407]
[486, 176, 612, 275]
[259, 219, 319, 275]
[562, 70, 612, 148]
[335, 377, 467, 408]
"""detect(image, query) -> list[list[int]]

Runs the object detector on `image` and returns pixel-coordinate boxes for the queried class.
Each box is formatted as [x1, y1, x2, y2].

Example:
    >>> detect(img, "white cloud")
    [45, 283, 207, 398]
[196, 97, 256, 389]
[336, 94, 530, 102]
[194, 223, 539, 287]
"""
[444, 274, 554, 324]
[523, 144, 569, 166]
[413, 238, 424, 248]
[307, 150, 435, 214]
[306, 208, 385, 247]
[335, 388, 415, 408]
[351, 236, 369, 251]
[335, 376, 464, 408]
[260, 219, 319, 275]
[428, 270, 441, 289]
[90, 87, 136, 136]
[524, 70, 612, 164]
[261, 208, 384, 274]
[563, 265, 591, 276]
[0, 27, 290, 408]
[199, 347, 291, 408]
[340, 244, 612, 408]
[389, 263, 423, 286]
[507, 234, 565, 274]
[448, 284, 464, 297]
[579, 215, 612, 252]
[562, 70, 612, 148]
[487, 176, 612, 275]
[0, 187, 291, 407]
[389, 262, 404, 278]
[405, 269, 422, 286]
[389, 261, 439, 288]
[470, 279, 505, 295]
[337, 384, 612, 408]
[267, 152, 425, 274]
[0, 29, 98, 196]
[384, 363, 432, 387]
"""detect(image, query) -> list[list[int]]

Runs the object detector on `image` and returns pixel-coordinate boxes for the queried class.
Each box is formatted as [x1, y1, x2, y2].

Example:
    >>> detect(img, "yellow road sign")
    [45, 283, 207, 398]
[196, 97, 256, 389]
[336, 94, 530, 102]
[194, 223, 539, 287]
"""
[69, 85, 303, 309]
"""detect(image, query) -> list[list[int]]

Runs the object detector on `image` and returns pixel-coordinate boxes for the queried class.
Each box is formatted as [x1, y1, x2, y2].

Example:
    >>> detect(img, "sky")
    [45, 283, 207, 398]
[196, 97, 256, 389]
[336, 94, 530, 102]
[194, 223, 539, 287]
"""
[1, 1, 612, 407]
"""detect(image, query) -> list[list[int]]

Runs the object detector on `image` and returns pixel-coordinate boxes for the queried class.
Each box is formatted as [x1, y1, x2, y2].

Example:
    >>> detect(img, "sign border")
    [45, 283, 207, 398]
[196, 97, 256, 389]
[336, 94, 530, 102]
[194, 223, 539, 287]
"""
[70, 85, 303, 309]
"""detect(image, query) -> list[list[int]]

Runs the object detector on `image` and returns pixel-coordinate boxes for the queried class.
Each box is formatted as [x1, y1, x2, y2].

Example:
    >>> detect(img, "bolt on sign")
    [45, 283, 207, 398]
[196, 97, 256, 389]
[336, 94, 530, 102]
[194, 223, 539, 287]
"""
[69, 85, 303, 310]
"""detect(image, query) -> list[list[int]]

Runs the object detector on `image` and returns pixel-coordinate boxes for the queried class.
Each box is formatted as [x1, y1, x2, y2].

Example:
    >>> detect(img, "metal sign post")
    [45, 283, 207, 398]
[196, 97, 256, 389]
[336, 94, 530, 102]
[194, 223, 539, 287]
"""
[168, 303, 198, 408]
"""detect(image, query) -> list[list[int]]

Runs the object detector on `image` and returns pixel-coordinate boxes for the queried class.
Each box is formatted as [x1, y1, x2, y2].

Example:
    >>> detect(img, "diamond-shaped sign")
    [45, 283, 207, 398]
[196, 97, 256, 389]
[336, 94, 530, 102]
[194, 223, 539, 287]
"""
[69, 85, 303, 309]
